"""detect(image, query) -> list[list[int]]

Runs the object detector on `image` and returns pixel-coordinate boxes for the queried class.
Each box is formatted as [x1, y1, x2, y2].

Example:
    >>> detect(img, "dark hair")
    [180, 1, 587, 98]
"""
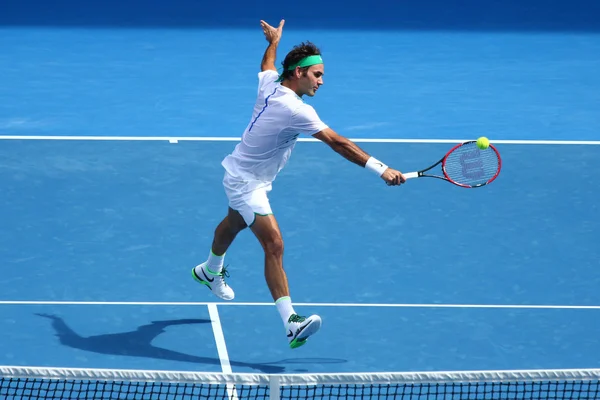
[280, 41, 321, 81]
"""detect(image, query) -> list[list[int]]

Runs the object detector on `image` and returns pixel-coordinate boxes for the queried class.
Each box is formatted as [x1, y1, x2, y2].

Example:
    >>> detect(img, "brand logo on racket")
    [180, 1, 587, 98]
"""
[459, 149, 485, 180]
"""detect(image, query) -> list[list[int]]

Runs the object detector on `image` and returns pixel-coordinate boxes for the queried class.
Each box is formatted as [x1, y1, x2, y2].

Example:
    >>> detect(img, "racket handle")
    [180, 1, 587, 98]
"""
[403, 172, 418, 179]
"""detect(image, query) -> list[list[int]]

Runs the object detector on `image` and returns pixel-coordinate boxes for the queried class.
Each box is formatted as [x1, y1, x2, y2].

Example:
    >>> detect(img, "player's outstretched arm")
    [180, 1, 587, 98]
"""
[313, 128, 406, 186]
[259, 19, 285, 72]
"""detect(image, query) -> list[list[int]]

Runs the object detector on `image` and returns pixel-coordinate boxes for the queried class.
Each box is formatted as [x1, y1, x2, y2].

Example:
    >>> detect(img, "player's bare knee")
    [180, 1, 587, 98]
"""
[264, 236, 284, 259]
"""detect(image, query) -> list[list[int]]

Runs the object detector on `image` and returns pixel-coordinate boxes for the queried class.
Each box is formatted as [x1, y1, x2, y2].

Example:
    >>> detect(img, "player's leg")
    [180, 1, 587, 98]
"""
[212, 207, 248, 256]
[193, 172, 258, 300]
[250, 214, 322, 349]
[249, 214, 288, 300]
[192, 207, 246, 300]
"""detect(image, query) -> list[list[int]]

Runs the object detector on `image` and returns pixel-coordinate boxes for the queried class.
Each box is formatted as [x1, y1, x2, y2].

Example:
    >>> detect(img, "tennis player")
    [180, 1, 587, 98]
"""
[192, 19, 406, 349]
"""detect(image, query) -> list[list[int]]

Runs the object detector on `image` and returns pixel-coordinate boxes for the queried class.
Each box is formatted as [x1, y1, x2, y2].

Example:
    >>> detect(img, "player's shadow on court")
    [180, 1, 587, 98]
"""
[36, 313, 346, 373]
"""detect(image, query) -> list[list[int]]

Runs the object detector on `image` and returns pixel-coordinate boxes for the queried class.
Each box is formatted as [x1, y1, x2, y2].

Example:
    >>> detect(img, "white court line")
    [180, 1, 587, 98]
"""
[1, 301, 599, 309]
[207, 304, 238, 400]
[0, 135, 599, 145]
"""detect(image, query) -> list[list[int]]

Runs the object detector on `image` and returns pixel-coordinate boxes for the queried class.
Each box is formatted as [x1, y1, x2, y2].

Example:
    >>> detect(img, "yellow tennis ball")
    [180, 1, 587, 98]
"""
[476, 137, 490, 149]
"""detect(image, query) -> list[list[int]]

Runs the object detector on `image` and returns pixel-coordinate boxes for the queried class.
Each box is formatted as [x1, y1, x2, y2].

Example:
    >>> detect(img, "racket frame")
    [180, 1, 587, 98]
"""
[404, 141, 502, 188]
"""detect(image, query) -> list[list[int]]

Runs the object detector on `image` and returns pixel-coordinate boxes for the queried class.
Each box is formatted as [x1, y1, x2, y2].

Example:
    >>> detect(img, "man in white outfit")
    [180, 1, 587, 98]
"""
[192, 19, 406, 349]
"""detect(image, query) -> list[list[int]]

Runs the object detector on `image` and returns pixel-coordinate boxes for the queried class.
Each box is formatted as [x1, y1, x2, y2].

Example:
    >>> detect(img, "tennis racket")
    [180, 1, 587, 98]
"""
[403, 141, 502, 188]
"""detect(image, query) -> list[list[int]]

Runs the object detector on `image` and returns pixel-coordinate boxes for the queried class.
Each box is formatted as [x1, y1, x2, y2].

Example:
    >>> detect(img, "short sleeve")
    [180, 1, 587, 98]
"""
[257, 70, 279, 92]
[291, 104, 329, 136]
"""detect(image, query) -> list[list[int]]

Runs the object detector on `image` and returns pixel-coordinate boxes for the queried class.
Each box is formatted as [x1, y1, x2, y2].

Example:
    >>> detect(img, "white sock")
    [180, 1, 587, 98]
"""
[275, 296, 295, 324]
[206, 250, 225, 274]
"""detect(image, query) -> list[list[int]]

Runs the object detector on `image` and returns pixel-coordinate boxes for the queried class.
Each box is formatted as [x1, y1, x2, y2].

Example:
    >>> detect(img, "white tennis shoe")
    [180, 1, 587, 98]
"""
[192, 262, 234, 301]
[285, 314, 322, 349]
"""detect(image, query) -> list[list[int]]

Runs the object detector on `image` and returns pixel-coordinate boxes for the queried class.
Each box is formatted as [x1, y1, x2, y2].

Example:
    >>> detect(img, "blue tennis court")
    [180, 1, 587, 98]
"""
[1, 139, 599, 375]
[1, 0, 600, 390]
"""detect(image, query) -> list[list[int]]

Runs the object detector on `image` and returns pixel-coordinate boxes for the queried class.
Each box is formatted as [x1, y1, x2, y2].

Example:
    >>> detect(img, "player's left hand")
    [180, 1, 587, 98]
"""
[260, 19, 285, 44]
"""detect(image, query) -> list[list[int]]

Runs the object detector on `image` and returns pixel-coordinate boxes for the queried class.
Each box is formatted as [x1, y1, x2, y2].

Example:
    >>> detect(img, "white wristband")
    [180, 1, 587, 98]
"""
[365, 156, 388, 176]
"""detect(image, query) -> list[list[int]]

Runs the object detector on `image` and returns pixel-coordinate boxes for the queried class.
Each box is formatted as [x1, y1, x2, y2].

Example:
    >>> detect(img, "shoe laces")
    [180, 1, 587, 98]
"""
[288, 314, 306, 324]
[216, 265, 230, 286]
[219, 265, 230, 278]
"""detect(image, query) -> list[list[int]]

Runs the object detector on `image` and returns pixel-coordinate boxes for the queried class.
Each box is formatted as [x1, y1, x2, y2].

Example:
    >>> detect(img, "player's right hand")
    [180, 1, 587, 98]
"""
[381, 168, 406, 186]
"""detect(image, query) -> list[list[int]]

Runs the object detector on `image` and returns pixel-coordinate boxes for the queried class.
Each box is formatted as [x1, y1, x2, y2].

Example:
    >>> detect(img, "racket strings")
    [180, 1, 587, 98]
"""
[443, 142, 501, 187]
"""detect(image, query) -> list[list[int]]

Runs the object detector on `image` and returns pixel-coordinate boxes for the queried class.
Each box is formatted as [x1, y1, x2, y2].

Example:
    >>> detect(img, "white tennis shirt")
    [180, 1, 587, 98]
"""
[221, 70, 328, 183]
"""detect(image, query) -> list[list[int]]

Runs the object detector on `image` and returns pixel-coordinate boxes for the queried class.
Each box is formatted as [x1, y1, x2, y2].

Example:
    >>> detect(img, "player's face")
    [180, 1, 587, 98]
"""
[300, 64, 324, 97]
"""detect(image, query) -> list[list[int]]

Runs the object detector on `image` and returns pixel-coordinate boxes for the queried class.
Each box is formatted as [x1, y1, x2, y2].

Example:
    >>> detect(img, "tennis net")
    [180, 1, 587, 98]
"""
[1, 365, 599, 399]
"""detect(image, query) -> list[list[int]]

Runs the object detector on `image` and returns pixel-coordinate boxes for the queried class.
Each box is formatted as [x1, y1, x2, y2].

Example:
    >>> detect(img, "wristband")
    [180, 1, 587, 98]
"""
[365, 156, 388, 176]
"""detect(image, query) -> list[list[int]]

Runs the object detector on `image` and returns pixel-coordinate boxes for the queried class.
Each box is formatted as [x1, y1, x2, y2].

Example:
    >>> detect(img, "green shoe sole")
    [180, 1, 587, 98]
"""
[289, 337, 308, 349]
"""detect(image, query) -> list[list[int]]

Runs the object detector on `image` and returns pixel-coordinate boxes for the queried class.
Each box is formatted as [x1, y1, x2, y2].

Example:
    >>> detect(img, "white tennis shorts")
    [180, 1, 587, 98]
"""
[222, 172, 273, 226]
